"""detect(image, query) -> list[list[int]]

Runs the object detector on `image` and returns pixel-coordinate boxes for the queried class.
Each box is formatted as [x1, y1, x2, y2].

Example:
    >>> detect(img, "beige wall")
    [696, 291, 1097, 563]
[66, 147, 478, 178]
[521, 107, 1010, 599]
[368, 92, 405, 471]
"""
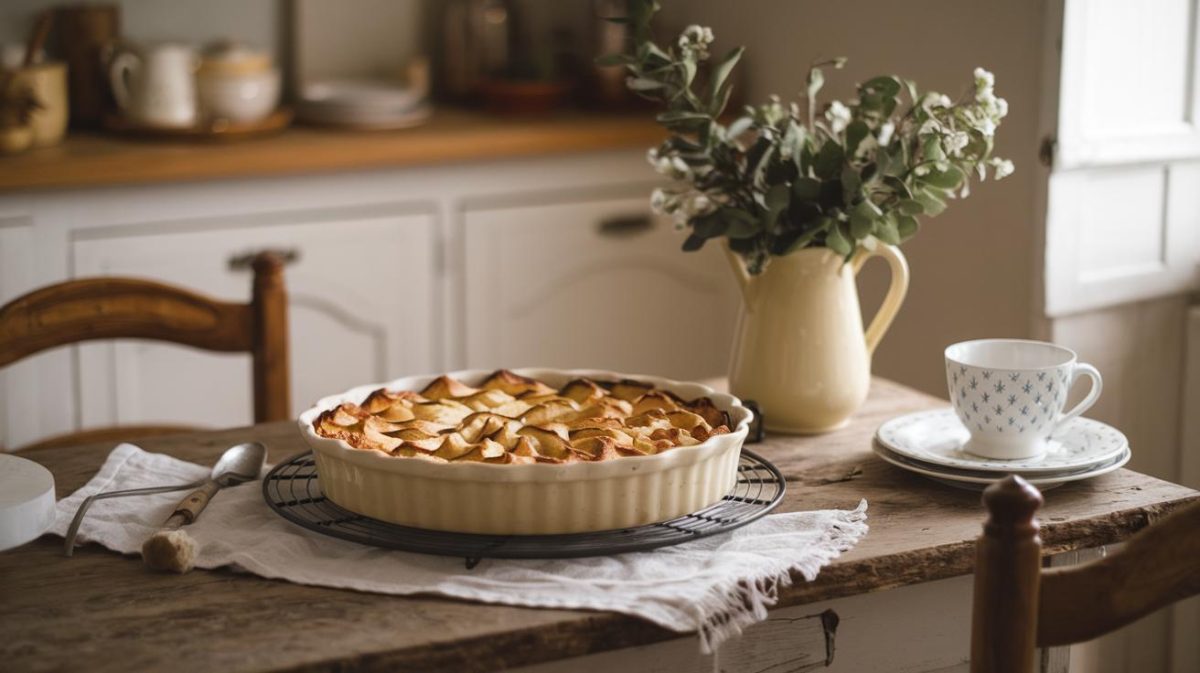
[660, 0, 1049, 398]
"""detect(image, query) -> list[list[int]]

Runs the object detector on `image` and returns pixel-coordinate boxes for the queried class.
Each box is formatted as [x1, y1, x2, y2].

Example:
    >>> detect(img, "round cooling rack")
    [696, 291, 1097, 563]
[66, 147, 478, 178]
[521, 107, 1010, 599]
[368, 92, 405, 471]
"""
[262, 448, 785, 568]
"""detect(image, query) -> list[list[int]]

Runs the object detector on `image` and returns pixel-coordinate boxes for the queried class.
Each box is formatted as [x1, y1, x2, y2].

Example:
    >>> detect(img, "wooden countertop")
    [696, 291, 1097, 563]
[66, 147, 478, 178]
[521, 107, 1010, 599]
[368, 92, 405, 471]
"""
[0, 108, 664, 193]
[2, 377, 1196, 672]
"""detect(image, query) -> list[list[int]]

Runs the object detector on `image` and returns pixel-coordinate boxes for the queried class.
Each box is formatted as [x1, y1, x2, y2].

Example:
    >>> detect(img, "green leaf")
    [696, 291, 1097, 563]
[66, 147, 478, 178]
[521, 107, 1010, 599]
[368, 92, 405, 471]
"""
[861, 75, 902, 98]
[883, 175, 912, 198]
[849, 199, 882, 239]
[746, 136, 776, 182]
[764, 184, 790, 224]
[875, 216, 901, 245]
[657, 110, 711, 123]
[897, 199, 925, 215]
[845, 120, 869, 157]
[841, 164, 862, 205]
[709, 82, 734, 116]
[726, 116, 753, 139]
[806, 66, 826, 101]
[814, 140, 843, 180]
[922, 135, 946, 161]
[725, 213, 760, 238]
[708, 47, 744, 100]
[690, 212, 728, 238]
[922, 164, 965, 189]
[897, 215, 920, 240]
[626, 77, 665, 91]
[682, 233, 707, 251]
[914, 189, 948, 216]
[792, 176, 821, 202]
[825, 221, 852, 256]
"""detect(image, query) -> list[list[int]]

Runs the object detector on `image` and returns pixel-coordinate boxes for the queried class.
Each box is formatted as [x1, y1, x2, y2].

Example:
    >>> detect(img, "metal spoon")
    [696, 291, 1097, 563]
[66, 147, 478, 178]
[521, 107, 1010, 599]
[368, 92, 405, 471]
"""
[64, 442, 268, 557]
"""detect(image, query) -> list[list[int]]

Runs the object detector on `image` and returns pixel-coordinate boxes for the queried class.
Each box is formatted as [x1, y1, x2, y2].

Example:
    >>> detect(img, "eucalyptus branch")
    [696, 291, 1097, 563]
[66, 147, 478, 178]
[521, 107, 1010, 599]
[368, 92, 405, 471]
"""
[599, 0, 1012, 273]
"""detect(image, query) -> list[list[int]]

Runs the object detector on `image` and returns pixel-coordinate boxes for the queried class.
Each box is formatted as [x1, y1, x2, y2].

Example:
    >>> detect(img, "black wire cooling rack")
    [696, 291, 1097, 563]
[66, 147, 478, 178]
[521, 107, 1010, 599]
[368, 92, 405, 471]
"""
[262, 444, 783, 569]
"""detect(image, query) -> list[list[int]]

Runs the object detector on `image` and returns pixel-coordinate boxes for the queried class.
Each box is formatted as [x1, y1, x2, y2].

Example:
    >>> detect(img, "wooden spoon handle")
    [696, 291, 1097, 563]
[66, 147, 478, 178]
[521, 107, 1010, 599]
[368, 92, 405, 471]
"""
[162, 481, 221, 529]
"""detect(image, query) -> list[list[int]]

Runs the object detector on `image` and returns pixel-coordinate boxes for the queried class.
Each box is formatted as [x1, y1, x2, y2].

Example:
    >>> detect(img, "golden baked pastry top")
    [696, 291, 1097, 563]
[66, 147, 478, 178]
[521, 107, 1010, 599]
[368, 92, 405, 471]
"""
[312, 370, 732, 464]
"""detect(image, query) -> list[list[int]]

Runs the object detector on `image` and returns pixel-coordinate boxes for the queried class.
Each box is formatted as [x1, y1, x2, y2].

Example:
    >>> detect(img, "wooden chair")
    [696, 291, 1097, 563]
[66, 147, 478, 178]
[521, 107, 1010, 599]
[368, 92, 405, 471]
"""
[0, 252, 290, 451]
[971, 475, 1200, 673]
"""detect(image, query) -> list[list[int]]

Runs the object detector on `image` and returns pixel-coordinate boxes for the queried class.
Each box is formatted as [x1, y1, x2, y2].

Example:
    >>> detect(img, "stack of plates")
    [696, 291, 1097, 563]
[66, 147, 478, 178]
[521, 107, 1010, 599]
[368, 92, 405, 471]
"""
[873, 408, 1130, 491]
[297, 79, 432, 130]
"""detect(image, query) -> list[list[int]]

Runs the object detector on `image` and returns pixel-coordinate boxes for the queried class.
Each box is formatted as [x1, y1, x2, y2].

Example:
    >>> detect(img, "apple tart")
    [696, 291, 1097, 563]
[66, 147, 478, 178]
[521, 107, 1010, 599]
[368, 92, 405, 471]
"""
[312, 370, 732, 465]
[299, 369, 752, 534]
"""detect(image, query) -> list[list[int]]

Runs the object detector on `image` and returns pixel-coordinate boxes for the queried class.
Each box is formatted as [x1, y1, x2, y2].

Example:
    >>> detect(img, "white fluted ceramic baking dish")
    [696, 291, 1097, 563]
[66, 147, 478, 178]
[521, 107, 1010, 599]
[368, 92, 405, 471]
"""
[298, 368, 753, 535]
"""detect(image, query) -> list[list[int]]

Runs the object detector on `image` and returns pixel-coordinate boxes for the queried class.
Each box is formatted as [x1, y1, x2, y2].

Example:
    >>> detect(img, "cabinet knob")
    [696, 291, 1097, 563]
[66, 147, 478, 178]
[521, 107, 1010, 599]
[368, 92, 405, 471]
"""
[228, 248, 300, 270]
[596, 214, 654, 238]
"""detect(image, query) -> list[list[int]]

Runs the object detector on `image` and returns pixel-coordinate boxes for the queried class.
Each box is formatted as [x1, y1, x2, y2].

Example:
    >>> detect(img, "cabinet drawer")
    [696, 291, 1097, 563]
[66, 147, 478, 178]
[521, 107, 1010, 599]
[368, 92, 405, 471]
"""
[462, 195, 739, 380]
[72, 210, 437, 429]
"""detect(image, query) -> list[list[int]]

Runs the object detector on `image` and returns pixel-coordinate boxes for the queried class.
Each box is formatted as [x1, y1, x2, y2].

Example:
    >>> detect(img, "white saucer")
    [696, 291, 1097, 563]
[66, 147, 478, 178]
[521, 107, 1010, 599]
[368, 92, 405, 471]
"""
[875, 408, 1128, 473]
[872, 440, 1131, 491]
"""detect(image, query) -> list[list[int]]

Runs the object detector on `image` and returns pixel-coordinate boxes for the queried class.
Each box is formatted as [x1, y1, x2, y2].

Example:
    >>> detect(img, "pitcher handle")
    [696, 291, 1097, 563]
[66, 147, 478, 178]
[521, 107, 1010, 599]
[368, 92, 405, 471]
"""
[109, 49, 139, 113]
[851, 243, 910, 356]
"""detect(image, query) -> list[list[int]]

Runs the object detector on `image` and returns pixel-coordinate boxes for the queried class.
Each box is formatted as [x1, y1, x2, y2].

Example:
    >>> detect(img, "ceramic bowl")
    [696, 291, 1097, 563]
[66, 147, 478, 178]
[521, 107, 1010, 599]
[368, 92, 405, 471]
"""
[298, 368, 753, 535]
[197, 69, 280, 123]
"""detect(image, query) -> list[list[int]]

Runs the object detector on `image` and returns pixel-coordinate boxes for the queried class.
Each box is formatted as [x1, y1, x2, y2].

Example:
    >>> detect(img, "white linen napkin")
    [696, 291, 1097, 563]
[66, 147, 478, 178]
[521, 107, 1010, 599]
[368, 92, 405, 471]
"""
[50, 444, 868, 653]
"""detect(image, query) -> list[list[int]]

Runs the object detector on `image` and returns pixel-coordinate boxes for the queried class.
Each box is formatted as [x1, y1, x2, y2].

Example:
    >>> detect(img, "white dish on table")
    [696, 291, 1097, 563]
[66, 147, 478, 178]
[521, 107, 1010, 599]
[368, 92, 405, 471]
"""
[0, 454, 56, 551]
[298, 368, 753, 535]
[875, 407, 1127, 473]
[871, 440, 1131, 491]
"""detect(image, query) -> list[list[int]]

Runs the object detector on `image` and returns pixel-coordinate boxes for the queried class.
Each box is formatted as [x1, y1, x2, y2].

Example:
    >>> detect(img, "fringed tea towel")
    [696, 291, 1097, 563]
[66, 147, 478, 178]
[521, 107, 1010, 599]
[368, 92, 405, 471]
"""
[51, 444, 868, 653]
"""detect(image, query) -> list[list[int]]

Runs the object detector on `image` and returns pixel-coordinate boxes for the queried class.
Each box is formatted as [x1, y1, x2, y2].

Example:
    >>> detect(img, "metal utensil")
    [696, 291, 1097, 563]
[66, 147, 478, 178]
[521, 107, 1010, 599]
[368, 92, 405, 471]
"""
[155, 441, 267, 532]
[63, 442, 267, 557]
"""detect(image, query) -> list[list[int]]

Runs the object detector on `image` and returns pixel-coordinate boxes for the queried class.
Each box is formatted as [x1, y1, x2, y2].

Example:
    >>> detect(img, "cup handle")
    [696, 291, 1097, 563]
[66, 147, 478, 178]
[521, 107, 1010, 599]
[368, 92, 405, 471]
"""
[1055, 363, 1103, 429]
[109, 50, 138, 113]
[851, 243, 910, 356]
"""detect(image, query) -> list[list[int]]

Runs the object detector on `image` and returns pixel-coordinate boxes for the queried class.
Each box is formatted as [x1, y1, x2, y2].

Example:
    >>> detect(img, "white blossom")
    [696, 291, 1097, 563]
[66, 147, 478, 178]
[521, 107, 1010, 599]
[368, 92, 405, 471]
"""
[877, 121, 895, 146]
[678, 25, 714, 59]
[978, 117, 996, 137]
[995, 97, 1009, 118]
[990, 158, 1014, 179]
[826, 100, 852, 133]
[650, 188, 668, 214]
[973, 67, 995, 99]
[923, 92, 951, 109]
[945, 130, 969, 156]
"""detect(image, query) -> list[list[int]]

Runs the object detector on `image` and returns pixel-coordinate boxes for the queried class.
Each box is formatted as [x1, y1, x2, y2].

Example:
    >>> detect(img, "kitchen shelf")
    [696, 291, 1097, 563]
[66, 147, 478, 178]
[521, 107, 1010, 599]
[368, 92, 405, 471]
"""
[0, 108, 664, 193]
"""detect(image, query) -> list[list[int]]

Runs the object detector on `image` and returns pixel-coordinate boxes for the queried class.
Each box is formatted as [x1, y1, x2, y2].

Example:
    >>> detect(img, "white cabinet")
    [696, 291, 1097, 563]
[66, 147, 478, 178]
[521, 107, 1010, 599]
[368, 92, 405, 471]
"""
[71, 209, 437, 429]
[462, 195, 740, 381]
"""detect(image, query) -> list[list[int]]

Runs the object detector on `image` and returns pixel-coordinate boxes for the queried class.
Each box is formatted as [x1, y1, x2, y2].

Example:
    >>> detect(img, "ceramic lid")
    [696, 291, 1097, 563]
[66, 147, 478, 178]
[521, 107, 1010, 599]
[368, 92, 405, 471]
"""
[199, 40, 272, 75]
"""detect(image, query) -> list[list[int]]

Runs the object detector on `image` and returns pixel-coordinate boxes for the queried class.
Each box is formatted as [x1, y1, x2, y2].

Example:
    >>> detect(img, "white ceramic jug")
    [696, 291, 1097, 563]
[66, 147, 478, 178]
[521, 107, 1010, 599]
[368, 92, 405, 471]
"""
[725, 243, 909, 434]
[109, 43, 198, 128]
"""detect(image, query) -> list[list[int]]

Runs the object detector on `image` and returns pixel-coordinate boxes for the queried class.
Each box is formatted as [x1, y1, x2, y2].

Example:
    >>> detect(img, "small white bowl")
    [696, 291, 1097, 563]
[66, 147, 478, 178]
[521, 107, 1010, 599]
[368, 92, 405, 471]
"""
[197, 69, 280, 123]
[298, 368, 753, 535]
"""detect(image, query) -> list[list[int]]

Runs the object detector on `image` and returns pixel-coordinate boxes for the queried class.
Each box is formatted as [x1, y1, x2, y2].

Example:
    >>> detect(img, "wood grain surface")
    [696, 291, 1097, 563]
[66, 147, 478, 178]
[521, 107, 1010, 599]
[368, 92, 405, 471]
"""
[1, 378, 1196, 673]
[0, 109, 664, 193]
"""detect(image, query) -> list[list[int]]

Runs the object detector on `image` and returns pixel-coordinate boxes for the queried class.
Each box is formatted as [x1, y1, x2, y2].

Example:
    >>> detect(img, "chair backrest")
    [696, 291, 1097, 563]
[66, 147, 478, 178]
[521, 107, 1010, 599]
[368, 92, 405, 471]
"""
[0, 252, 290, 425]
[970, 475, 1200, 673]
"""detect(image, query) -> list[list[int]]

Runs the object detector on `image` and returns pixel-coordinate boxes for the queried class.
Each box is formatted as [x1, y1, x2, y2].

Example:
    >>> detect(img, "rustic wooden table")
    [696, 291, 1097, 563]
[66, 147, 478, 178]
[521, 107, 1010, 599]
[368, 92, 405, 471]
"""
[2, 378, 1196, 673]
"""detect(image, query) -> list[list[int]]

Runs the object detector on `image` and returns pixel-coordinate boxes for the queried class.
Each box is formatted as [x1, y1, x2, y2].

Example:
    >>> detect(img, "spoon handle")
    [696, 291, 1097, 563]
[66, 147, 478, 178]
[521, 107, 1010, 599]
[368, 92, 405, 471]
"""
[161, 481, 221, 530]
[63, 479, 206, 557]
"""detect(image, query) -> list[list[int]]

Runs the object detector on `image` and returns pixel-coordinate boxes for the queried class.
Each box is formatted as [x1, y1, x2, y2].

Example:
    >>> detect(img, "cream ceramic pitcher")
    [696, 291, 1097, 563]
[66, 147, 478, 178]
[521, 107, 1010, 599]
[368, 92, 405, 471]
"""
[109, 43, 198, 128]
[725, 243, 909, 434]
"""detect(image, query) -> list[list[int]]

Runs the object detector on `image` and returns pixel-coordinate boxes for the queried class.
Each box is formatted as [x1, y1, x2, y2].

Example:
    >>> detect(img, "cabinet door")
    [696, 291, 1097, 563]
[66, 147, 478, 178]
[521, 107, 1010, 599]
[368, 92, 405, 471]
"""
[72, 210, 437, 429]
[462, 195, 739, 380]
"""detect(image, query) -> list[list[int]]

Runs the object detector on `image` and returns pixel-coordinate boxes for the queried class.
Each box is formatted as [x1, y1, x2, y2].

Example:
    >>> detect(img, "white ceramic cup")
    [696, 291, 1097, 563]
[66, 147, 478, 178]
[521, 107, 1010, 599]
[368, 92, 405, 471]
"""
[944, 339, 1102, 460]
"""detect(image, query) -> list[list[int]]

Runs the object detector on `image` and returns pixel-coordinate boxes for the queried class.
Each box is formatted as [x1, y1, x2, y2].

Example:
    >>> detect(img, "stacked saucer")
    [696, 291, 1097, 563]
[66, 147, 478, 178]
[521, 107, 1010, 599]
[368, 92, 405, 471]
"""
[873, 408, 1130, 491]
